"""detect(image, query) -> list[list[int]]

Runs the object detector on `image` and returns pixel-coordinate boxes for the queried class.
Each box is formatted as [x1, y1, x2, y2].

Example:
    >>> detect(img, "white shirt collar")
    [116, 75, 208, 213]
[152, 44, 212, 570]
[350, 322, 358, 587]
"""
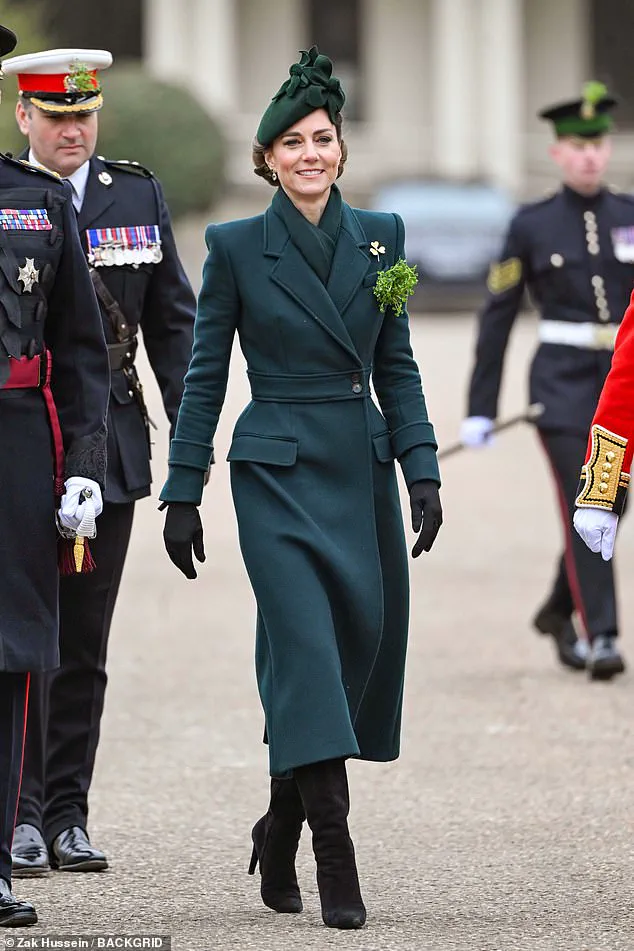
[28, 149, 90, 213]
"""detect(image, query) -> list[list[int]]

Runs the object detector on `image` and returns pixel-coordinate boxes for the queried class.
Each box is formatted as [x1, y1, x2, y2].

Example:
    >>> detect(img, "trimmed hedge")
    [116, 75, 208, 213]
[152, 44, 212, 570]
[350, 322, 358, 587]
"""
[98, 64, 226, 219]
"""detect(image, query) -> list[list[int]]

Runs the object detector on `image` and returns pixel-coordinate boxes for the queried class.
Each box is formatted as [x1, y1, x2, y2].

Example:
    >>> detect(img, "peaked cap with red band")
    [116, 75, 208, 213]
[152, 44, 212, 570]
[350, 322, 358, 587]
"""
[2, 48, 112, 114]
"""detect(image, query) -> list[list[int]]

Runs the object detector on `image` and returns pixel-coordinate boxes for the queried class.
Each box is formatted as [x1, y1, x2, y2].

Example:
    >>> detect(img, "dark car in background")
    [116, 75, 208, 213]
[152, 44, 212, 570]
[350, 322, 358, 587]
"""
[371, 179, 517, 312]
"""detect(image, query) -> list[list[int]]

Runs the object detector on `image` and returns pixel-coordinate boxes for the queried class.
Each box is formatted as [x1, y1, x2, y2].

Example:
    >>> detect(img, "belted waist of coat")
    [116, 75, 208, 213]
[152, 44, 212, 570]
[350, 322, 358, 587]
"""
[248, 368, 372, 402]
[1, 353, 65, 494]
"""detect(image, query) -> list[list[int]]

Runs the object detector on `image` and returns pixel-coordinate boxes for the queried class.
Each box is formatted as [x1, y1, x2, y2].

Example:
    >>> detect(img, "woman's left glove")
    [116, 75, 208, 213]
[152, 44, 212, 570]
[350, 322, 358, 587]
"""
[58, 477, 103, 532]
[409, 480, 443, 557]
[162, 502, 205, 579]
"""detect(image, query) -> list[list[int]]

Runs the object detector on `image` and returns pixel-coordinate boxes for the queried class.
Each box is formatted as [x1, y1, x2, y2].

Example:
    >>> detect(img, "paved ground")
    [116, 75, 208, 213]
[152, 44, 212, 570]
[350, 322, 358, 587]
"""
[8, 208, 634, 950]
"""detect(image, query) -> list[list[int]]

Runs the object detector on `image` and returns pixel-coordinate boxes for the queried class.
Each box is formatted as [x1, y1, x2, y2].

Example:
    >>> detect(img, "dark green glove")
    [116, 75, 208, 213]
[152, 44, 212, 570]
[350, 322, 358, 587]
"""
[161, 501, 205, 579]
[409, 480, 442, 557]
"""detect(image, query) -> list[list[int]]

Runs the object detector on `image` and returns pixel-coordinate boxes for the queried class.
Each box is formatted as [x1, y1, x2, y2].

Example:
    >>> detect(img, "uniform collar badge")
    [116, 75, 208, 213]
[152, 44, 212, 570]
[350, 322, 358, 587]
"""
[98, 170, 113, 186]
[17, 257, 39, 292]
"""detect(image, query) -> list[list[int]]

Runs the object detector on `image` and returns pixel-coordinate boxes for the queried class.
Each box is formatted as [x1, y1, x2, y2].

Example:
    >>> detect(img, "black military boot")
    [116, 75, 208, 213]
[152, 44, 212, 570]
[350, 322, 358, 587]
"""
[294, 758, 366, 930]
[587, 634, 625, 681]
[11, 824, 50, 877]
[0, 877, 37, 927]
[533, 588, 573, 638]
[552, 620, 589, 671]
[248, 777, 305, 913]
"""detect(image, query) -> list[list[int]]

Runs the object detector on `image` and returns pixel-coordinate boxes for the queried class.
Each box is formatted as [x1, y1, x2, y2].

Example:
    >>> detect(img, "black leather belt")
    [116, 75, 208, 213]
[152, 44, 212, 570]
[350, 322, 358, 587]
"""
[108, 338, 138, 371]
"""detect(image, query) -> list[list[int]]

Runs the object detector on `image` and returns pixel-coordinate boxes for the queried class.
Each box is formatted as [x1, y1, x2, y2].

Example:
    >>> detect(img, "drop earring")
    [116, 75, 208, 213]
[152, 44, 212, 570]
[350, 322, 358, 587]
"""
[271, 170, 278, 182]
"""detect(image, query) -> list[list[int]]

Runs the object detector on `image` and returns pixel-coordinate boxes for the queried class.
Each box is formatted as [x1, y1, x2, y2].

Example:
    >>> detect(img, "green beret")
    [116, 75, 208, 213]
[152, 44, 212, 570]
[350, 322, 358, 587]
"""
[539, 81, 617, 138]
[256, 46, 345, 147]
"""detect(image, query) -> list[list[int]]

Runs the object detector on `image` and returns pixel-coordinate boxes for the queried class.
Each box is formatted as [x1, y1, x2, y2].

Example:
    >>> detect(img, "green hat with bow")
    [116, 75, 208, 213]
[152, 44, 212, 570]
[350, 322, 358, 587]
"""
[256, 46, 345, 147]
[539, 81, 617, 138]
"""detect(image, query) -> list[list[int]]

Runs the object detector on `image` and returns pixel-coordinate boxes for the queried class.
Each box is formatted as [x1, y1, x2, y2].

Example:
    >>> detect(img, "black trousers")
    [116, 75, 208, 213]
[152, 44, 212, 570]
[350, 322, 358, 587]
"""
[17, 501, 135, 846]
[0, 672, 29, 885]
[540, 431, 618, 640]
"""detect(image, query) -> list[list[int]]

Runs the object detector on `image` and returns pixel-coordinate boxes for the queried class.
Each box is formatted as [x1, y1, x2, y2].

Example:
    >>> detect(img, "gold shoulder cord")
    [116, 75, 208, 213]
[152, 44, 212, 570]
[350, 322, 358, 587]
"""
[576, 424, 630, 512]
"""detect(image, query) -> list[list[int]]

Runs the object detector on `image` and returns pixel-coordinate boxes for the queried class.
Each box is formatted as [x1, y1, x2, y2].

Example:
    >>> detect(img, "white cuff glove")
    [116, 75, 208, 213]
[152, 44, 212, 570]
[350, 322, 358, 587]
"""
[573, 506, 619, 561]
[58, 477, 103, 534]
[460, 416, 494, 448]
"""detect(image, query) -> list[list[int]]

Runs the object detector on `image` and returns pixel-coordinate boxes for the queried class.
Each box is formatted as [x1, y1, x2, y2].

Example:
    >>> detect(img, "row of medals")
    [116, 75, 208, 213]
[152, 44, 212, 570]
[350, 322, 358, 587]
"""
[88, 243, 163, 267]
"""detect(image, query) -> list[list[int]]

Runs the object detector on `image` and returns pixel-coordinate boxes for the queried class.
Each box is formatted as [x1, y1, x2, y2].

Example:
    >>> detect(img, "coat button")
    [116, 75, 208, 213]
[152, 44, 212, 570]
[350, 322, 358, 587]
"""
[352, 383, 362, 394]
[351, 372, 361, 383]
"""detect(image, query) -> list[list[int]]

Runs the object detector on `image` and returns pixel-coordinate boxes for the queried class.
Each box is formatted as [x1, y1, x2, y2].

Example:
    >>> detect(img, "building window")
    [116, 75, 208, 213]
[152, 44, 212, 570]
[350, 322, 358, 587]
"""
[591, 0, 634, 129]
[307, 0, 363, 121]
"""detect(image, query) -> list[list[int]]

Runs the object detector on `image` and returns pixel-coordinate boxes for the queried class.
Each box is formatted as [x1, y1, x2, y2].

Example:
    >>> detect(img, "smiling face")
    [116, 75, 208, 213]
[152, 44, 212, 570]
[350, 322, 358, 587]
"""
[15, 99, 98, 177]
[265, 108, 342, 205]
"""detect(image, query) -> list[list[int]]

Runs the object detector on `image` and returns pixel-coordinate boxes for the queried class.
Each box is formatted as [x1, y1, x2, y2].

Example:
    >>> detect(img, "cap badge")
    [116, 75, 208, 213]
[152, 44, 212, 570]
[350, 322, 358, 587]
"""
[98, 171, 113, 186]
[17, 257, 39, 293]
[64, 61, 98, 95]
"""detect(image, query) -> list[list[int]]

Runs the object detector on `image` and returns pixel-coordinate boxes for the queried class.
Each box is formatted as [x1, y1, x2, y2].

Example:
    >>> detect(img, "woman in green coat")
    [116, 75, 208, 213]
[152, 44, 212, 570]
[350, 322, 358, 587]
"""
[160, 47, 442, 930]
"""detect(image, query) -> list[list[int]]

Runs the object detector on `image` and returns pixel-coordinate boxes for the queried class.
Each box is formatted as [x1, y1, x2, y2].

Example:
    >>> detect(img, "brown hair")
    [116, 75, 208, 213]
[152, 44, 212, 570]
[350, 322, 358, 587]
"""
[252, 112, 348, 187]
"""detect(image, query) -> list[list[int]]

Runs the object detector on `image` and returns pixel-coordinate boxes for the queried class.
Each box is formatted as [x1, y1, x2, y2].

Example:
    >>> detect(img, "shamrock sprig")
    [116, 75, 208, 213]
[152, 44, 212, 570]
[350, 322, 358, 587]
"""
[373, 258, 418, 317]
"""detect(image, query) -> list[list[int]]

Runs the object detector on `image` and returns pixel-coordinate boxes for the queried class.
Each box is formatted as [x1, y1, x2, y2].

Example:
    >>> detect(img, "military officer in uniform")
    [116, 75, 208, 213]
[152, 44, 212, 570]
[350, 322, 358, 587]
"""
[4, 49, 196, 876]
[0, 26, 110, 927]
[461, 82, 634, 680]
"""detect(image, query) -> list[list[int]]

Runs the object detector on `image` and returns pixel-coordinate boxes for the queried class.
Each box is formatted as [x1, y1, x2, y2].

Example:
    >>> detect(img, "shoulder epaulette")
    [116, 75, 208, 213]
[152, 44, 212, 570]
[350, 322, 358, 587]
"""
[516, 191, 559, 218]
[98, 157, 154, 179]
[0, 152, 62, 182]
[607, 184, 634, 203]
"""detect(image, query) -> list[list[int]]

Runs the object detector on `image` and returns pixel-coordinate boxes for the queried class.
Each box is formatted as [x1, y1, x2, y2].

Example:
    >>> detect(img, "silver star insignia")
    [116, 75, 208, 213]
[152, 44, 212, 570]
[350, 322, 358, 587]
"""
[18, 258, 39, 293]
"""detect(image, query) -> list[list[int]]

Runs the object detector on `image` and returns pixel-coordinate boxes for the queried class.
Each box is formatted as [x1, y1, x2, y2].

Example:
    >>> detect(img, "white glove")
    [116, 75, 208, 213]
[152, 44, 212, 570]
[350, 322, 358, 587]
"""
[460, 416, 495, 448]
[58, 477, 103, 533]
[573, 506, 619, 561]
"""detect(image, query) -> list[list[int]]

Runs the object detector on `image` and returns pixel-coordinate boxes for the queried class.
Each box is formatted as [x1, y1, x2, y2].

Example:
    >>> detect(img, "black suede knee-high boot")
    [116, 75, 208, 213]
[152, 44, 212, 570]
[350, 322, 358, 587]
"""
[294, 757, 366, 929]
[248, 777, 305, 913]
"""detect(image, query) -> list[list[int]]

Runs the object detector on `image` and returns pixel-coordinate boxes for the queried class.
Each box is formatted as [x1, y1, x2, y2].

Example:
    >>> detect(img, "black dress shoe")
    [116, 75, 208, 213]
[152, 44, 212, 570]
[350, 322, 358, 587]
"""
[51, 827, 108, 872]
[587, 635, 626, 681]
[552, 620, 589, 671]
[0, 877, 37, 927]
[12, 824, 50, 877]
[533, 602, 570, 638]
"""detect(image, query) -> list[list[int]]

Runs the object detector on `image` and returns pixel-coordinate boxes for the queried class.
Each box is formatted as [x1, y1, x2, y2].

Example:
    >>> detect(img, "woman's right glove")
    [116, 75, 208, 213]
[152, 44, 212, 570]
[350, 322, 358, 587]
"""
[161, 502, 206, 579]
[409, 480, 443, 557]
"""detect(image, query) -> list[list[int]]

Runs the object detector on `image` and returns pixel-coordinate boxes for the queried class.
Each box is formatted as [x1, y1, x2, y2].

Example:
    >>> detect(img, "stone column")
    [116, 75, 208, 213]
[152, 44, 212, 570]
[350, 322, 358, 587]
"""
[478, 0, 525, 194]
[190, 0, 238, 114]
[430, 0, 478, 179]
[143, 0, 189, 80]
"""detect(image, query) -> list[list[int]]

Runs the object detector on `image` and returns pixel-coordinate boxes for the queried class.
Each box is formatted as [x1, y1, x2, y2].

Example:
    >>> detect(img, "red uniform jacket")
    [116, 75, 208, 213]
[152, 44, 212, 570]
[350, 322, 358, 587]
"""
[576, 288, 634, 515]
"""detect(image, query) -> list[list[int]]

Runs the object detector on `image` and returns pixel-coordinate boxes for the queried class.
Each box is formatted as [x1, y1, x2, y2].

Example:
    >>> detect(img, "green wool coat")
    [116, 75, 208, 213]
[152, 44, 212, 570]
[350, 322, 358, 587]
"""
[160, 198, 441, 776]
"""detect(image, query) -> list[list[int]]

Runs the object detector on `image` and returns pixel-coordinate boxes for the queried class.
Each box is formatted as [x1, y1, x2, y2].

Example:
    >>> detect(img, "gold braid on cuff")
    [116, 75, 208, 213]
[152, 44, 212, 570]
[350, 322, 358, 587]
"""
[576, 424, 630, 514]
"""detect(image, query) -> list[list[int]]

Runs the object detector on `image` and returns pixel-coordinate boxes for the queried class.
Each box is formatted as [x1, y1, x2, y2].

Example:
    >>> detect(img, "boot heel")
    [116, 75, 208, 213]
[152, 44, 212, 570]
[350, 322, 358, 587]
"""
[248, 843, 258, 875]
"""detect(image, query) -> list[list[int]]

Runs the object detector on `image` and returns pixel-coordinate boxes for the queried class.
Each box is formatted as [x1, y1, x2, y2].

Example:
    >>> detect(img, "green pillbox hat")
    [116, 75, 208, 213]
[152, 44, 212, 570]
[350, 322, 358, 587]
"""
[256, 46, 345, 147]
[539, 81, 617, 138]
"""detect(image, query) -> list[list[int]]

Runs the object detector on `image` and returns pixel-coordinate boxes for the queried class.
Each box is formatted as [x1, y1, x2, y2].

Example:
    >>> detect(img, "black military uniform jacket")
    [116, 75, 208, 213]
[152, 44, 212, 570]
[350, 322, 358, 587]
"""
[468, 185, 634, 435]
[0, 154, 109, 671]
[20, 150, 196, 503]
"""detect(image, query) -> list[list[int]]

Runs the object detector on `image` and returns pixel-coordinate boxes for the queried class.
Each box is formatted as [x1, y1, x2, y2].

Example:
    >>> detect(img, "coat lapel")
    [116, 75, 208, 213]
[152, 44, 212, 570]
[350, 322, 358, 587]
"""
[77, 157, 115, 231]
[326, 204, 371, 316]
[264, 204, 360, 363]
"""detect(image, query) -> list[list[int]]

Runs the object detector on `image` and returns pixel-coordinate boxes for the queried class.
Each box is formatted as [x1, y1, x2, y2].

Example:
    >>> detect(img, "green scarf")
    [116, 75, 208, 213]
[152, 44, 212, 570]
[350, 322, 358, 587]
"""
[272, 184, 342, 286]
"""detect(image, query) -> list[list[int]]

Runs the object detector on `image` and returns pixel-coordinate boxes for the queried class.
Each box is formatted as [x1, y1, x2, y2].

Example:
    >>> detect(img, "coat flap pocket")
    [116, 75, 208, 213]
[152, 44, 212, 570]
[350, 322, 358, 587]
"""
[110, 370, 134, 405]
[372, 431, 394, 463]
[227, 434, 298, 466]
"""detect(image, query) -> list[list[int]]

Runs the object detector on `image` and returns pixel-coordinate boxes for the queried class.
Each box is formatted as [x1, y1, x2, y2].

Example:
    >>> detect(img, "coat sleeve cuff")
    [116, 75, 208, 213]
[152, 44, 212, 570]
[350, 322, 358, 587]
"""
[575, 425, 629, 516]
[159, 466, 206, 504]
[390, 420, 437, 457]
[168, 437, 213, 471]
[399, 444, 441, 489]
